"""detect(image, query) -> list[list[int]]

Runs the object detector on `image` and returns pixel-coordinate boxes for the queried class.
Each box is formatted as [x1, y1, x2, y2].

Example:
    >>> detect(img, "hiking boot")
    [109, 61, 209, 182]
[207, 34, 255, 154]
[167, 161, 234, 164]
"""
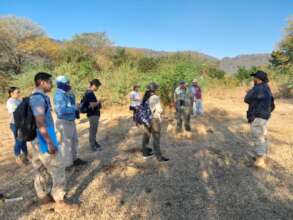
[73, 158, 87, 166]
[54, 201, 80, 212]
[254, 156, 266, 169]
[157, 156, 169, 162]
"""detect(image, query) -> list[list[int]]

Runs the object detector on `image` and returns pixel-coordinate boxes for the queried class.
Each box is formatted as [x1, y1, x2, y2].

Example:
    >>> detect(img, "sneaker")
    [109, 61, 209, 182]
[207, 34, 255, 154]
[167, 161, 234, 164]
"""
[157, 156, 169, 162]
[91, 143, 101, 152]
[73, 158, 87, 166]
[143, 151, 154, 159]
[54, 201, 80, 212]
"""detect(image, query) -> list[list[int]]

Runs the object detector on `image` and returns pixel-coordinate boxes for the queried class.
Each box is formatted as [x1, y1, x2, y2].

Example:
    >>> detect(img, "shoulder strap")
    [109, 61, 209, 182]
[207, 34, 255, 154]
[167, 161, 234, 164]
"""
[31, 92, 50, 112]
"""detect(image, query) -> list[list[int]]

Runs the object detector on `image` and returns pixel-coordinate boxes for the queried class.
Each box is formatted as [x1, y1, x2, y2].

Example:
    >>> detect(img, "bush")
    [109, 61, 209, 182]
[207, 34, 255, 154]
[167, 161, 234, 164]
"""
[137, 57, 159, 73]
[235, 66, 258, 83]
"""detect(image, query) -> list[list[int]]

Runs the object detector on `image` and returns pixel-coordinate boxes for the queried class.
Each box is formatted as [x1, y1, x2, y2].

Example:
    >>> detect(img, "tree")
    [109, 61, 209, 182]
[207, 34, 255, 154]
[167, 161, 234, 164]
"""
[0, 15, 45, 73]
[137, 57, 159, 72]
[270, 17, 293, 92]
[18, 37, 61, 62]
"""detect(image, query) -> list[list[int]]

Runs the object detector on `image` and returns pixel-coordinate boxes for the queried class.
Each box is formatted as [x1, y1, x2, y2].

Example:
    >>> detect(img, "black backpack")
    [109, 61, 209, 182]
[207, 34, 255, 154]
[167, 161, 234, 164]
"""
[79, 92, 89, 114]
[13, 93, 48, 141]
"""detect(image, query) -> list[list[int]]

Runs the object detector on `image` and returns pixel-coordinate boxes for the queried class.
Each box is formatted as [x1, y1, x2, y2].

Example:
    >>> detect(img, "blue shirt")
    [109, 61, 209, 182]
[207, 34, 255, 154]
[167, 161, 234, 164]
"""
[54, 88, 77, 121]
[30, 89, 59, 153]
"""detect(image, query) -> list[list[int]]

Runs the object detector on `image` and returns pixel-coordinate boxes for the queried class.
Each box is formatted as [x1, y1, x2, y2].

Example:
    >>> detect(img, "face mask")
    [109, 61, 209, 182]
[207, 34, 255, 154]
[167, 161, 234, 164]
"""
[57, 82, 71, 92]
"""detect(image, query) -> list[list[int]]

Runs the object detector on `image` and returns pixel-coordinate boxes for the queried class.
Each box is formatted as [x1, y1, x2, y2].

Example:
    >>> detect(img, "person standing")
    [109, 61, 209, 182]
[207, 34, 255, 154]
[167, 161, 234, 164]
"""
[30, 72, 76, 210]
[244, 71, 275, 168]
[83, 79, 102, 151]
[141, 82, 169, 162]
[190, 79, 204, 116]
[6, 87, 29, 165]
[129, 85, 141, 121]
[54, 75, 87, 170]
[174, 80, 193, 132]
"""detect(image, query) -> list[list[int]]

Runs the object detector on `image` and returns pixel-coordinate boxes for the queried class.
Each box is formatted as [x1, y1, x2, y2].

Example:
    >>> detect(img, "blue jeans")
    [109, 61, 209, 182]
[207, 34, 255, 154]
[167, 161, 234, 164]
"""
[10, 123, 28, 157]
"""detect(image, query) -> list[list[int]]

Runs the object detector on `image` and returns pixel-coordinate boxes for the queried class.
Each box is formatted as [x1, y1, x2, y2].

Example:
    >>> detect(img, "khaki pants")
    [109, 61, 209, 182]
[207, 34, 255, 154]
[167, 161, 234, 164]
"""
[31, 141, 66, 202]
[142, 118, 162, 158]
[251, 117, 268, 156]
[176, 106, 192, 131]
[56, 119, 78, 167]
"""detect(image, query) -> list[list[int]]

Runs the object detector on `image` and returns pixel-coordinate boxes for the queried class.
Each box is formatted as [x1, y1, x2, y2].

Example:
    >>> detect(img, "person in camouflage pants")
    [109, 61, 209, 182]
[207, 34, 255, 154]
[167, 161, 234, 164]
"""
[174, 80, 193, 133]
[244, 71, 275, 168]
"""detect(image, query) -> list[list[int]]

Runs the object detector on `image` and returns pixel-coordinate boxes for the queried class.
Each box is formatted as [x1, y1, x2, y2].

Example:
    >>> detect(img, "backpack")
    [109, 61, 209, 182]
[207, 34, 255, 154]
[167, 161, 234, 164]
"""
[13, 93, 48, 142]
[134, 101, 153, 128]
[79, 92, 89, 114]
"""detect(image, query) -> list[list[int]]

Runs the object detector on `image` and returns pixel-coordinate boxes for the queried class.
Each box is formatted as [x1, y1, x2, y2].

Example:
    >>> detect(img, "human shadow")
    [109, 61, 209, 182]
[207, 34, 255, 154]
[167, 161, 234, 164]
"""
[71, 107, 293, 219]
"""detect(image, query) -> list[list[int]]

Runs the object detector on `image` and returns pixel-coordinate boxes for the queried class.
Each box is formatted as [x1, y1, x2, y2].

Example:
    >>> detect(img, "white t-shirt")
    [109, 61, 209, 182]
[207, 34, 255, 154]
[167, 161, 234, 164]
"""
[6, 98, 21, 124]
[129, 91, 141, 107]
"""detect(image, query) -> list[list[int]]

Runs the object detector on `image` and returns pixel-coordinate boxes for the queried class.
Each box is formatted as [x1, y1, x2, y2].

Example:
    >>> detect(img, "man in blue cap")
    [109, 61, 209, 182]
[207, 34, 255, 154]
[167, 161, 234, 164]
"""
[244, 70, 275, 168]
[174, 80, 193, 133]
[54, 75, 87, 170]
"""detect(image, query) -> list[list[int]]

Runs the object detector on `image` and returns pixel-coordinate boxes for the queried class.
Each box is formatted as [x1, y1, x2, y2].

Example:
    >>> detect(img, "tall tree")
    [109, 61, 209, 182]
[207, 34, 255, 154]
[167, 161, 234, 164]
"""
[0, 16, 45, 73]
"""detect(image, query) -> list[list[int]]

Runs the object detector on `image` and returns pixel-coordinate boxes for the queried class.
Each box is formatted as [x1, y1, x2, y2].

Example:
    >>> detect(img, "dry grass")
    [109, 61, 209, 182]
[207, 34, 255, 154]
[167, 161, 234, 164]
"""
[0, 89, 292, 220]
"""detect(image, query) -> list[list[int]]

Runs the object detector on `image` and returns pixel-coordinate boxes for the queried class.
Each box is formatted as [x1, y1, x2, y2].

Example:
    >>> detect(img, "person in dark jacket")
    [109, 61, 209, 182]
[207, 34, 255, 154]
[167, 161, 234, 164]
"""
[244, 70, 275, 168]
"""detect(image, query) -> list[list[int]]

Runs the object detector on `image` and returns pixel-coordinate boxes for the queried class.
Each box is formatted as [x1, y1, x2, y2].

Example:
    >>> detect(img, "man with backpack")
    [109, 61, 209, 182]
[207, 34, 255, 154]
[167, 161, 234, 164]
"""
[174, 80, 193, 133]
[80, 79, 102, 151]
[244, 70, 275, 169]
[29, 72, 76, 210]
[54, 75, 87, 170]
[140, 82, 169, 162]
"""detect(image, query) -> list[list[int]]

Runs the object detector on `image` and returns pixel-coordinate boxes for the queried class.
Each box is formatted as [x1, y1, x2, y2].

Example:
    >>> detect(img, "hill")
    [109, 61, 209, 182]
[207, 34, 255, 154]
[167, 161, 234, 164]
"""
[219, 54, 271, 74]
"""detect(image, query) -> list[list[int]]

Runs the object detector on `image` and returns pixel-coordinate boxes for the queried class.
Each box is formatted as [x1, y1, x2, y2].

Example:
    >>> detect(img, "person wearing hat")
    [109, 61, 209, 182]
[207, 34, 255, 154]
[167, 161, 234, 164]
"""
[190, 79, 203, 116]
[54, 75, 87, 169]
[244, 70, 275, 168]
[174, 80, 193, 132]
[141, 82, 169, 162]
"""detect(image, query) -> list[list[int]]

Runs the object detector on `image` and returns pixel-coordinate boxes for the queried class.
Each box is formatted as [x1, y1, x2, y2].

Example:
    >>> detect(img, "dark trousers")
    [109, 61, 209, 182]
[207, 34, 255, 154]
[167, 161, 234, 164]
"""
[142, 118, 162, 158]
[10, 123, 28, 157]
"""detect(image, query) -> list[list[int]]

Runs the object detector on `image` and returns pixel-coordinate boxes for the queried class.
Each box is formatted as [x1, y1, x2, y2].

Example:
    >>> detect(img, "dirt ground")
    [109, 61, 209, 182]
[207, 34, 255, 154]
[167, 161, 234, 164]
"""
[0, 91, 292, 220]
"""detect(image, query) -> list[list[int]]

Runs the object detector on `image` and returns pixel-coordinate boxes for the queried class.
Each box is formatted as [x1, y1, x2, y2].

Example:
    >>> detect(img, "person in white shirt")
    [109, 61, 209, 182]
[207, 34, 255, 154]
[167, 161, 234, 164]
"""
[6, 87, 29, 165]
[129, 85, 141, 121]
[141, 82, 169, 162]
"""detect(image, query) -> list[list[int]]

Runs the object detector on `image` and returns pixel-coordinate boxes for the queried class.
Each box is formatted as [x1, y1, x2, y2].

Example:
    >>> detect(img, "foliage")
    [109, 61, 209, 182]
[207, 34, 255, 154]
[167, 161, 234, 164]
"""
[0, 15, 45, 74]
[137, 57, 159, 73]
[235, 66, 258, 83]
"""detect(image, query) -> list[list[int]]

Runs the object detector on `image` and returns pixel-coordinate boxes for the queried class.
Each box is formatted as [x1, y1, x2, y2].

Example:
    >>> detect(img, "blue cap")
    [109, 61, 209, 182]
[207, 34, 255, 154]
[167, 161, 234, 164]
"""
[56, 75, 70, 84]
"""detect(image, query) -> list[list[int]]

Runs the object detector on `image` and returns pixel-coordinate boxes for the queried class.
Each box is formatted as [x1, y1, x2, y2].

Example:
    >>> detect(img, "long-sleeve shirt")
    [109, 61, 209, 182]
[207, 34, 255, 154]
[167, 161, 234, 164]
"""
[54, 88, 77, 121]
[244, 83, 274, 122]
[149, 95, 163, 121]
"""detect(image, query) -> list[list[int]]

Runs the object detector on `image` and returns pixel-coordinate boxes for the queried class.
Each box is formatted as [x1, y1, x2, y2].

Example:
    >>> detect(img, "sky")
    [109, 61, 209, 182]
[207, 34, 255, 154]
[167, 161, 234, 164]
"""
[0, 0, 292, 58]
